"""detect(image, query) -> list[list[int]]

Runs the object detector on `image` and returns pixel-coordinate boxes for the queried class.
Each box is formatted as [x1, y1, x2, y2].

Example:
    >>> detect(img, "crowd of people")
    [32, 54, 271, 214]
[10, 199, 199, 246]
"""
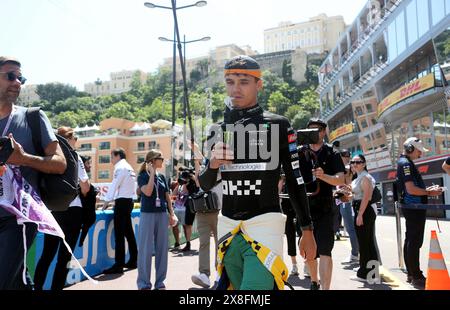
[0, 55, 447, 291]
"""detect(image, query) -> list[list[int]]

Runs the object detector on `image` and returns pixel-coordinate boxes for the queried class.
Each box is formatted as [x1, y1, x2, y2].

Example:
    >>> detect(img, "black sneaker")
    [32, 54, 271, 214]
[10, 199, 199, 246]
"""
[103, 265, 124, 274]
[310, 281, 320, 290]
[181, 241, 191, 252]
[412, 276, 426, 289]
[124, 261, 137, 269]
[406, 275, 413, 283]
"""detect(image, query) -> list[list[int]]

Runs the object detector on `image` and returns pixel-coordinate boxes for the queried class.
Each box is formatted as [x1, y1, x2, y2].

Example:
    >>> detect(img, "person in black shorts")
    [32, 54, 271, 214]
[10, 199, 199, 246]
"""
[298, 118, 345, 290]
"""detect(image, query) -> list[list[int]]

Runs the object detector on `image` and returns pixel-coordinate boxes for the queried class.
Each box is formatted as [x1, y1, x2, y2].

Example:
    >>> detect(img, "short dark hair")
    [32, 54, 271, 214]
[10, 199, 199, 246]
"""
[80, 155, 91, 164]
[111, 148, 126, 160]
[355, 153, 368, 172]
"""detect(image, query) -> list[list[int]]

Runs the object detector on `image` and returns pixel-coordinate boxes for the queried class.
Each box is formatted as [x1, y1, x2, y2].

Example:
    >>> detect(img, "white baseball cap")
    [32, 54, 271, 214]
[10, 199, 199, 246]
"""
[404, 137, 429, 152]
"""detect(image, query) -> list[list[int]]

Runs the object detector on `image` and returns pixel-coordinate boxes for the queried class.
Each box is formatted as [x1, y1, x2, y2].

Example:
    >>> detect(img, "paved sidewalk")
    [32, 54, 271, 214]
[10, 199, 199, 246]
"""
[67, 216, 450, 290]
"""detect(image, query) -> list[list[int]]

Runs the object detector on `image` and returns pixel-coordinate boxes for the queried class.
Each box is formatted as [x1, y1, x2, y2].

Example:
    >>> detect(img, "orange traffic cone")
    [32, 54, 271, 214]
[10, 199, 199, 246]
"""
[425, 230, 450, 290]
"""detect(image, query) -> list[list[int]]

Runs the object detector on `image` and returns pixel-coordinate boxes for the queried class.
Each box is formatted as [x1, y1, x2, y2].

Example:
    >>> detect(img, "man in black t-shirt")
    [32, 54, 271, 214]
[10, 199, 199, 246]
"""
[298, 118, 345, 290]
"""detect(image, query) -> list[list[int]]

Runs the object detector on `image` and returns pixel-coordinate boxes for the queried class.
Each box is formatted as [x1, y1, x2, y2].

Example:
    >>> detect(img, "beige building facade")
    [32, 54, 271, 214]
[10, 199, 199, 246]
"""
[264, 14, 346, 54]
[75, 118, 182, 183]
[84, 70, 147, 97]
[18, 84, 40, 106]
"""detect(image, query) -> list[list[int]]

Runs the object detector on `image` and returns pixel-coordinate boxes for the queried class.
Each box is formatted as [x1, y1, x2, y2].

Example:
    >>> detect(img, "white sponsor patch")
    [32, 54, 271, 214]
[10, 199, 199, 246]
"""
[220, 163, 268, 172]
[291, 161, 300, 170]
[296, 177, 304, 185]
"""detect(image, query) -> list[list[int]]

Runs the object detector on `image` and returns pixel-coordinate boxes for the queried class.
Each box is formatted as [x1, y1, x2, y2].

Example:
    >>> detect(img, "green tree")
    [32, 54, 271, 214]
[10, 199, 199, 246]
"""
[292, 110, 312, 130]
[298, 87, 320, 114]
[285, 105, 303, 122]
[282, 59, 293, 84]
[100, 101, 134, 120]
[267, 91, 291, 115]
[36, 83, 87, 106]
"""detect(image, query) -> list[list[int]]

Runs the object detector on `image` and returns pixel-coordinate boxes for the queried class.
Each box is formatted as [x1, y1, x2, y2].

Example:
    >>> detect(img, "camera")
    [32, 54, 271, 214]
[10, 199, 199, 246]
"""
[297, 128, 320, 145]
[178, 167, 195, 185]
[0, 137, 14, 165]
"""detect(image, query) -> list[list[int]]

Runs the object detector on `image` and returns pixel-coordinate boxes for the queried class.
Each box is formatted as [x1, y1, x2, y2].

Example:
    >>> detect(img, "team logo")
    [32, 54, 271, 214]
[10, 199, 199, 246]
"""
[296, 177, 304, 185]
[291, 161, 300, 170]
[289, 143, 297, 152]
[288, 134, 297, 143]
[291, 153, 299, 160]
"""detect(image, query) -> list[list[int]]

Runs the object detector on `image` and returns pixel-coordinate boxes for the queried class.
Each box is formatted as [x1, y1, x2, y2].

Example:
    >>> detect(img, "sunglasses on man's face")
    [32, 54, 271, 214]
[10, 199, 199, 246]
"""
[0, 71, 27, 85]
[350, 161, 364, 165]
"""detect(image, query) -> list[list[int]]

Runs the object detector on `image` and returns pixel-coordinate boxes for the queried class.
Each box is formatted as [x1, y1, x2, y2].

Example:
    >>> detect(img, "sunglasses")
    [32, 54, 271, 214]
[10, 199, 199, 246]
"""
[0, 71, 27, 85]
[350, 160, 364, 165]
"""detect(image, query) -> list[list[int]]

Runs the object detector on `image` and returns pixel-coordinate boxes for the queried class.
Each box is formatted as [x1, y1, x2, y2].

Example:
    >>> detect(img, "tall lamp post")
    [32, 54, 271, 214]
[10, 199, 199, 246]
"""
[144, 0, 207, 175]
[159, 35, 211, 165]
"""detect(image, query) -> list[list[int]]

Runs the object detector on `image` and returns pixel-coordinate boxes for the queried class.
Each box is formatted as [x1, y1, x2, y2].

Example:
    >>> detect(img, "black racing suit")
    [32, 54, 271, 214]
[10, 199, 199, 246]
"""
[199, 105, 312, 229]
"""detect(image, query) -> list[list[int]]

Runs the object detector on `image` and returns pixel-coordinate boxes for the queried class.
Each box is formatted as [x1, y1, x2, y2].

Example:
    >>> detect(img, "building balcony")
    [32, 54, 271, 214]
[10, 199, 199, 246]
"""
[321, 60, 388, 121]
[317, 1, 402, 96]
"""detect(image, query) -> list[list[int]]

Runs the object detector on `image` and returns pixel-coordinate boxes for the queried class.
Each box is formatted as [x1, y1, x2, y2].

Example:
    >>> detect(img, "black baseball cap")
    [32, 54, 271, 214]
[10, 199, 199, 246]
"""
[307, 118, 327, 129]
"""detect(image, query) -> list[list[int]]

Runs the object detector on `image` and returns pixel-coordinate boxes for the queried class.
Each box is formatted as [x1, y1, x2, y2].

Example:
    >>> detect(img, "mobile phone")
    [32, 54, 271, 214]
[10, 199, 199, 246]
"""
[0, 137, 14, 165]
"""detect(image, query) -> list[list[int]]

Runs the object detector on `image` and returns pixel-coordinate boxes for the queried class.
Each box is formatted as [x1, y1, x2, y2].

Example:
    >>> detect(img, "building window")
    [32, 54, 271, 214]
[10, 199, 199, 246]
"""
[407, 0, 419, 46]
[79, 143, 92, 151]
[137, 142, 145, 151]
[148, 141, 157, 149]
[388, 21, 398, 62]
[99, 155, 110, 164]
[355, 106, 364, 116]
[365, 104, 373, 113]
[396, 11, 406, 56]
[98, 170, 110, 179]
[417, 0, 430, 37]
[99, 142, 111, 150]
[137, 155, 145, 164]
[431, 0, 445, 26]
[361, 119, 368, 129]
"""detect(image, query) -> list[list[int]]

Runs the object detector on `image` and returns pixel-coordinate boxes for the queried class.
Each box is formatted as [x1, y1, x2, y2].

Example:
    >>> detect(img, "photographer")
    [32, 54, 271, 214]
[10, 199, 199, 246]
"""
[298, 118, 345, 290]
[0, 56, 66, 290]
[172, 166, 198, 252]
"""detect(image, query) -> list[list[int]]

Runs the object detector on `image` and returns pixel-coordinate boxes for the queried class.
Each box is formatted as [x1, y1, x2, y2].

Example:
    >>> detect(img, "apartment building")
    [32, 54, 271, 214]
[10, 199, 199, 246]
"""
[159, 44, 258, 82]
[264, 14, 346, 54]
[84, 70, 147, 97]
[75, 118, 183, 183]
[317, 0, 450, 217]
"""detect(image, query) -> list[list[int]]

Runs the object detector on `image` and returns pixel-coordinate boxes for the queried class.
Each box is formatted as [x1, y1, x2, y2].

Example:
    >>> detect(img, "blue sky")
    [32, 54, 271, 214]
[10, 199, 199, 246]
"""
[2, 0, 366, 90]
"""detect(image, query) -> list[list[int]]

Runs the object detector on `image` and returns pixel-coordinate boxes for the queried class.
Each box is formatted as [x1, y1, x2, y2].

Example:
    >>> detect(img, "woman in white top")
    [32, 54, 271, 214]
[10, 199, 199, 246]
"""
[34, 127, 90, 290]
[350, 154, 380, 282]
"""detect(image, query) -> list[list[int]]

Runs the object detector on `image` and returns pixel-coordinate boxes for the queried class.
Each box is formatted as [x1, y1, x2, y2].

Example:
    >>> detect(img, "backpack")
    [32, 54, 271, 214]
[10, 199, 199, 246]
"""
[78, 184, 99, 247]
[26, 108, 79, 211]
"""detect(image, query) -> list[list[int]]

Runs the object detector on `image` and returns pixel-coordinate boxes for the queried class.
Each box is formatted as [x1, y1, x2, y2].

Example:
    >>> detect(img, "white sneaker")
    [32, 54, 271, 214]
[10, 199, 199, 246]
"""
[303, 265, 310, 278]
[290, 264, 299, 276]
[191, 273, 211, 288]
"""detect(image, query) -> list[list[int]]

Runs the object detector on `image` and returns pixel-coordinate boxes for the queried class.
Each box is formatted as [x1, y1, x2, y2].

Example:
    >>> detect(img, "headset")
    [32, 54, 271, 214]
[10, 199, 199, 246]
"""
[404, 138, 420, 154]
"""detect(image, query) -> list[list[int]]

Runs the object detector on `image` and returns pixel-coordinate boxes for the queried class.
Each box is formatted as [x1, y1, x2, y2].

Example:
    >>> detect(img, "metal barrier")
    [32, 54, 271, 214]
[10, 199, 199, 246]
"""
[395, 203, 450, 268]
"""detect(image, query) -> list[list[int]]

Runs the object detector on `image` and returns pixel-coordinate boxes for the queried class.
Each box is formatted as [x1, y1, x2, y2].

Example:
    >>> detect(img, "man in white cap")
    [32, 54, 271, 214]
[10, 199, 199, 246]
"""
[396, 137, 443, 289]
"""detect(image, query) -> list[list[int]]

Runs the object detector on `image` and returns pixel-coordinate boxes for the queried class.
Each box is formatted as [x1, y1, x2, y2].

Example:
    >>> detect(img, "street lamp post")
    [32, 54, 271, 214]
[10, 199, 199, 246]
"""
[159, 35, 211, 165]
[144, 0, 207, 175]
